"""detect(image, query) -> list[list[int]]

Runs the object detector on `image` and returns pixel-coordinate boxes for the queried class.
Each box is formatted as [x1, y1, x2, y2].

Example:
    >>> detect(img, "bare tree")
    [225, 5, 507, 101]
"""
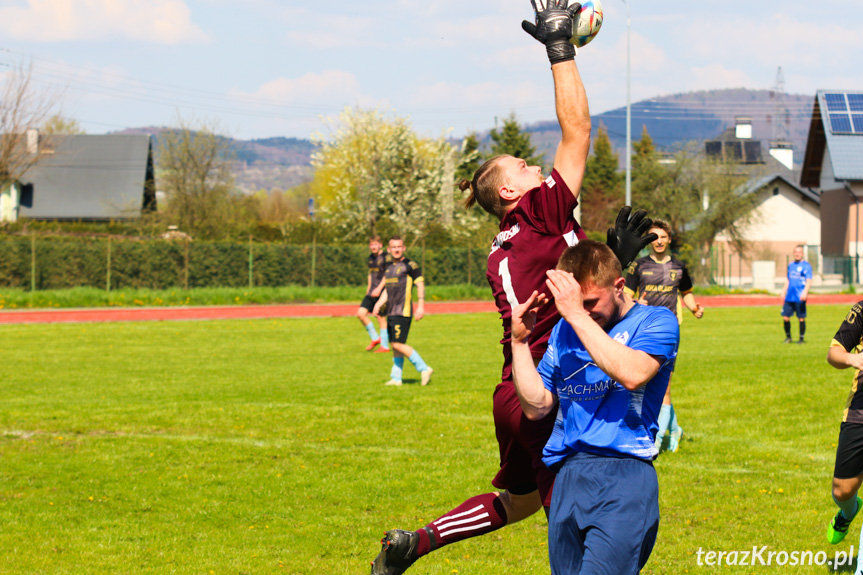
[0, 64, 61, 184]
[157, 117, 253, 239]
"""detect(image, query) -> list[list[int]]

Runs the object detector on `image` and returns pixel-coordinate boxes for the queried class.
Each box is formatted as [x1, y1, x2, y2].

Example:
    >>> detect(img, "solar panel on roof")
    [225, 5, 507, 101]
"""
[830, 113, 853, 133]
[849, 94, 863, 112]
[826, 93, 848, 111]
[853, 114, 863, 133]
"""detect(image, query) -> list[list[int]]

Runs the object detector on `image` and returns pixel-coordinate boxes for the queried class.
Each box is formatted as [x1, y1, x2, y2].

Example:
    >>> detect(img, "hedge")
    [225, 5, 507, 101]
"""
[0, 236, 491, 290]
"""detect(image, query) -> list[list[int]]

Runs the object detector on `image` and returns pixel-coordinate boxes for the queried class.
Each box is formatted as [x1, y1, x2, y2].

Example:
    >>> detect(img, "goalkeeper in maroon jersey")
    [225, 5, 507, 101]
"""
[370, 1, 655, 573]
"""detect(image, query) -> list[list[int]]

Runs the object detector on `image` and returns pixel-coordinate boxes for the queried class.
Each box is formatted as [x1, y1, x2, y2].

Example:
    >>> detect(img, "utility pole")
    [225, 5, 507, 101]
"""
[622, 0, 632, 206]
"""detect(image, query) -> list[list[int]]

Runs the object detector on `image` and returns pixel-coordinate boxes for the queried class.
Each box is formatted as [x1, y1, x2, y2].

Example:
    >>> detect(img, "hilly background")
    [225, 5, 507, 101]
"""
[118, 88, 815, 192]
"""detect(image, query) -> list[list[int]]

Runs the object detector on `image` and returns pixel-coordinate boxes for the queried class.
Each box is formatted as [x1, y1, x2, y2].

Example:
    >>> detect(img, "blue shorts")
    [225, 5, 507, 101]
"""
[548, 454, 659, 575]
[782, 301, 807, 318]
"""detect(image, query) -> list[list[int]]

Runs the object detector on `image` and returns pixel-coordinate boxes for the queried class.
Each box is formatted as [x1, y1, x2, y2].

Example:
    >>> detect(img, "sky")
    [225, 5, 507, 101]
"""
[0, 0, 861, 142]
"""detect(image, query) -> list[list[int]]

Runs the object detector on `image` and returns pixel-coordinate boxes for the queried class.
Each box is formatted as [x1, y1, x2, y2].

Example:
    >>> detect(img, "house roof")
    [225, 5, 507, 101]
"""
[801, 90, 863, 187]
[744, 173, 820, 205]
[682, 172, 819, 233]
[18, 134, 154, 220]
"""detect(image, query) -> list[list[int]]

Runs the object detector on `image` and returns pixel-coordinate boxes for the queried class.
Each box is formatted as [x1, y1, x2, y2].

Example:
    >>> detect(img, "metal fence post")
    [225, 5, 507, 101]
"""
[310, 228, 317, 287]
[248, 235, 254, 289]
[467, 242, 472, 285]
[30, 233, 36, 292]
[106, 236, 112, 292]
[184, 237, 189, 290]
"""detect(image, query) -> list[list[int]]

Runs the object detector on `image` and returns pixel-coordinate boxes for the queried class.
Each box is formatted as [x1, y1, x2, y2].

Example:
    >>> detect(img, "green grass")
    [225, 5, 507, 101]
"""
[0, 284, 491, 310]
[0, 305, 859, 573]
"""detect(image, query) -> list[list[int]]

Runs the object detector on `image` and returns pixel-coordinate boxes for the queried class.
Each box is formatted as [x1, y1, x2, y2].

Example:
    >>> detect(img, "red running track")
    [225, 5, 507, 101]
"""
[0, 294, 860, 325]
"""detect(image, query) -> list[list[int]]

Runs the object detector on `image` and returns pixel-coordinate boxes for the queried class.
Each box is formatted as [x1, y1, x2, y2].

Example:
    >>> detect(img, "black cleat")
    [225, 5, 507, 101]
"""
[798, 338, 805, 344]
[371, 529, 419, 575]
[783, 337, 792, 343]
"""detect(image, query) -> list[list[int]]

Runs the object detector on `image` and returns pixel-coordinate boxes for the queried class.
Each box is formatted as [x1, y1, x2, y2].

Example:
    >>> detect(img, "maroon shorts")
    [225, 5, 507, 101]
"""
[491, 382, 557, 507]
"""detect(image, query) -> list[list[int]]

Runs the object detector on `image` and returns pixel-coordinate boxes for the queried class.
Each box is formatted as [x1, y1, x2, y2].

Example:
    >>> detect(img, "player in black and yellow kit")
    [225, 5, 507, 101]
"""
[625, 220, 703, 453]
[373, 236, 433, 386]
[826, 301, 863, 551]
[358, 236, 392, 352]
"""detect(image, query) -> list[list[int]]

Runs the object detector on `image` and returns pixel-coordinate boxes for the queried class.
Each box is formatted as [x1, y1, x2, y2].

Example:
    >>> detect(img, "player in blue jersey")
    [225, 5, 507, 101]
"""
[625, 220, 703, 453]
[781, 245, 813, 344]
[510, 239, 680, 575]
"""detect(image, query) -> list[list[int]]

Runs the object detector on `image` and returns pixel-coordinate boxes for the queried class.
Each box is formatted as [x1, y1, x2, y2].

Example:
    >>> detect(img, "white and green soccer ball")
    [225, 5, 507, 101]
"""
[571, 0, 603, 48]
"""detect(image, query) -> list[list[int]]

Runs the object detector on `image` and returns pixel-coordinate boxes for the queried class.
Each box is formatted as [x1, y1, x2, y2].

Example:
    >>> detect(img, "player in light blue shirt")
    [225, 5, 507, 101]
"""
[511, 239, 680, 575]
[781, 245, 813, 344]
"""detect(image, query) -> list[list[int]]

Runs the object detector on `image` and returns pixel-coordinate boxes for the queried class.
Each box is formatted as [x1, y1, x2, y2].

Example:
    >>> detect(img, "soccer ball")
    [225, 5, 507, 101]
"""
[571, 0, 603, 47]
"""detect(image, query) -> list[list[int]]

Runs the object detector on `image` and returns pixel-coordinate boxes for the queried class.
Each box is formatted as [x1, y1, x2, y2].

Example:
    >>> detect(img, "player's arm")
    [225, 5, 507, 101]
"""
[678, 265, 702, 317]
[415, 279, 425, 320]
[371, 276, 385, 298]
[546, 269, 662, 390]
[779, 276, 789, 301]
[372, 286, 388, 316]
[828, 304, 863, 370]
[522, 0, 590, 198]
[827, 344, 863, 371]
[801, 277, 812, 301]
[511, 290, 557, 419]
[550, 60, 590, 198]
[682, 292, 704, 318]
[409, 262, 425, 320]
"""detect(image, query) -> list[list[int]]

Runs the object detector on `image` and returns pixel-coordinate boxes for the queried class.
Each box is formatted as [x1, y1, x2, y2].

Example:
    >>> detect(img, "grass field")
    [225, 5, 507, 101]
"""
[0, 284, 491, 310]
[0, 283, 784, 310]
[0, 304, 860, 574]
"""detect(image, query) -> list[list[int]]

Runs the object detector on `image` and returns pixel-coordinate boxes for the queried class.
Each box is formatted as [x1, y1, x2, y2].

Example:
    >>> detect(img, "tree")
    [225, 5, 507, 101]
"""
[158, 118, 253, 240]
[629, 126, 763, 282]
[0, 64, 61, 185]
[454, 132, 482, 184]
[688, 157, 763, 265]
[631, 129, 702, 235]
[312, 107, 478, 245]
[580, 125, 623, 232]
[488, 112, 544, 168]
[41, 115, 85, 135]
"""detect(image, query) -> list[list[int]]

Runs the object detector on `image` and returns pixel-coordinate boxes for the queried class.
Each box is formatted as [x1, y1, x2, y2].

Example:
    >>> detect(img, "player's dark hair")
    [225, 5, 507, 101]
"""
[460, 155, 508, 220]
[369, 235, 381, 243]
[557, 240, 622, 288]
[388, 235, 404, 244]
[649, 219, 672, 237]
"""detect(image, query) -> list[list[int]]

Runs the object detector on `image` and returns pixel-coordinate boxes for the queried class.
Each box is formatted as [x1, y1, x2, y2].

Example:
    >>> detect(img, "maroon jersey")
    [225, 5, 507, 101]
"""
[486, 169, 586, 383]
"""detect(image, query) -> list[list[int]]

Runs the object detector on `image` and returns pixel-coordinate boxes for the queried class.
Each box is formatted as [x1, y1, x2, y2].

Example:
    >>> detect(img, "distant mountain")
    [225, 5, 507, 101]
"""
[521, 88, 814, 168]
[113, 127, 316, 192]
[117, 89, 817, 192]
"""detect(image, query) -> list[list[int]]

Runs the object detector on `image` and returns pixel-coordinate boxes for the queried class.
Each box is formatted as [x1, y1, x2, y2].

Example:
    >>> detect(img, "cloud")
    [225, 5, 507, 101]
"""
[231, 70, 363, 108]
[404, 79, 553, 135]
[680, 13, 858, 71]
[0, 0, 208, 44]
[685, 64, 754, 92]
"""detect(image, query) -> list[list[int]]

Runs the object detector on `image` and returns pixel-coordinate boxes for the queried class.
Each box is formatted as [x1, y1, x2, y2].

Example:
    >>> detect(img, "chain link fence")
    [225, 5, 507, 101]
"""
[0, 235, 491, 291]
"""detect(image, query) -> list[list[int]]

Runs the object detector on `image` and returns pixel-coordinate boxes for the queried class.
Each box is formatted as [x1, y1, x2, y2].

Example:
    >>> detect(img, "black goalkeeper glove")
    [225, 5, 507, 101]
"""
[522, 0, 581, 65]
[606, 206, 659, 268]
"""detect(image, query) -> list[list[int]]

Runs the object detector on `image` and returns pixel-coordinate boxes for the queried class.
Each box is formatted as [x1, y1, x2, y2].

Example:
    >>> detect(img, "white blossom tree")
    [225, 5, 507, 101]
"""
[311, 107, 478, 244]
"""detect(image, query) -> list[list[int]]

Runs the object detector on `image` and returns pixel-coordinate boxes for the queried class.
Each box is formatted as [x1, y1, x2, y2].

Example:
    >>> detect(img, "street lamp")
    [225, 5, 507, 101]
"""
[622, 0, 631, 206]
